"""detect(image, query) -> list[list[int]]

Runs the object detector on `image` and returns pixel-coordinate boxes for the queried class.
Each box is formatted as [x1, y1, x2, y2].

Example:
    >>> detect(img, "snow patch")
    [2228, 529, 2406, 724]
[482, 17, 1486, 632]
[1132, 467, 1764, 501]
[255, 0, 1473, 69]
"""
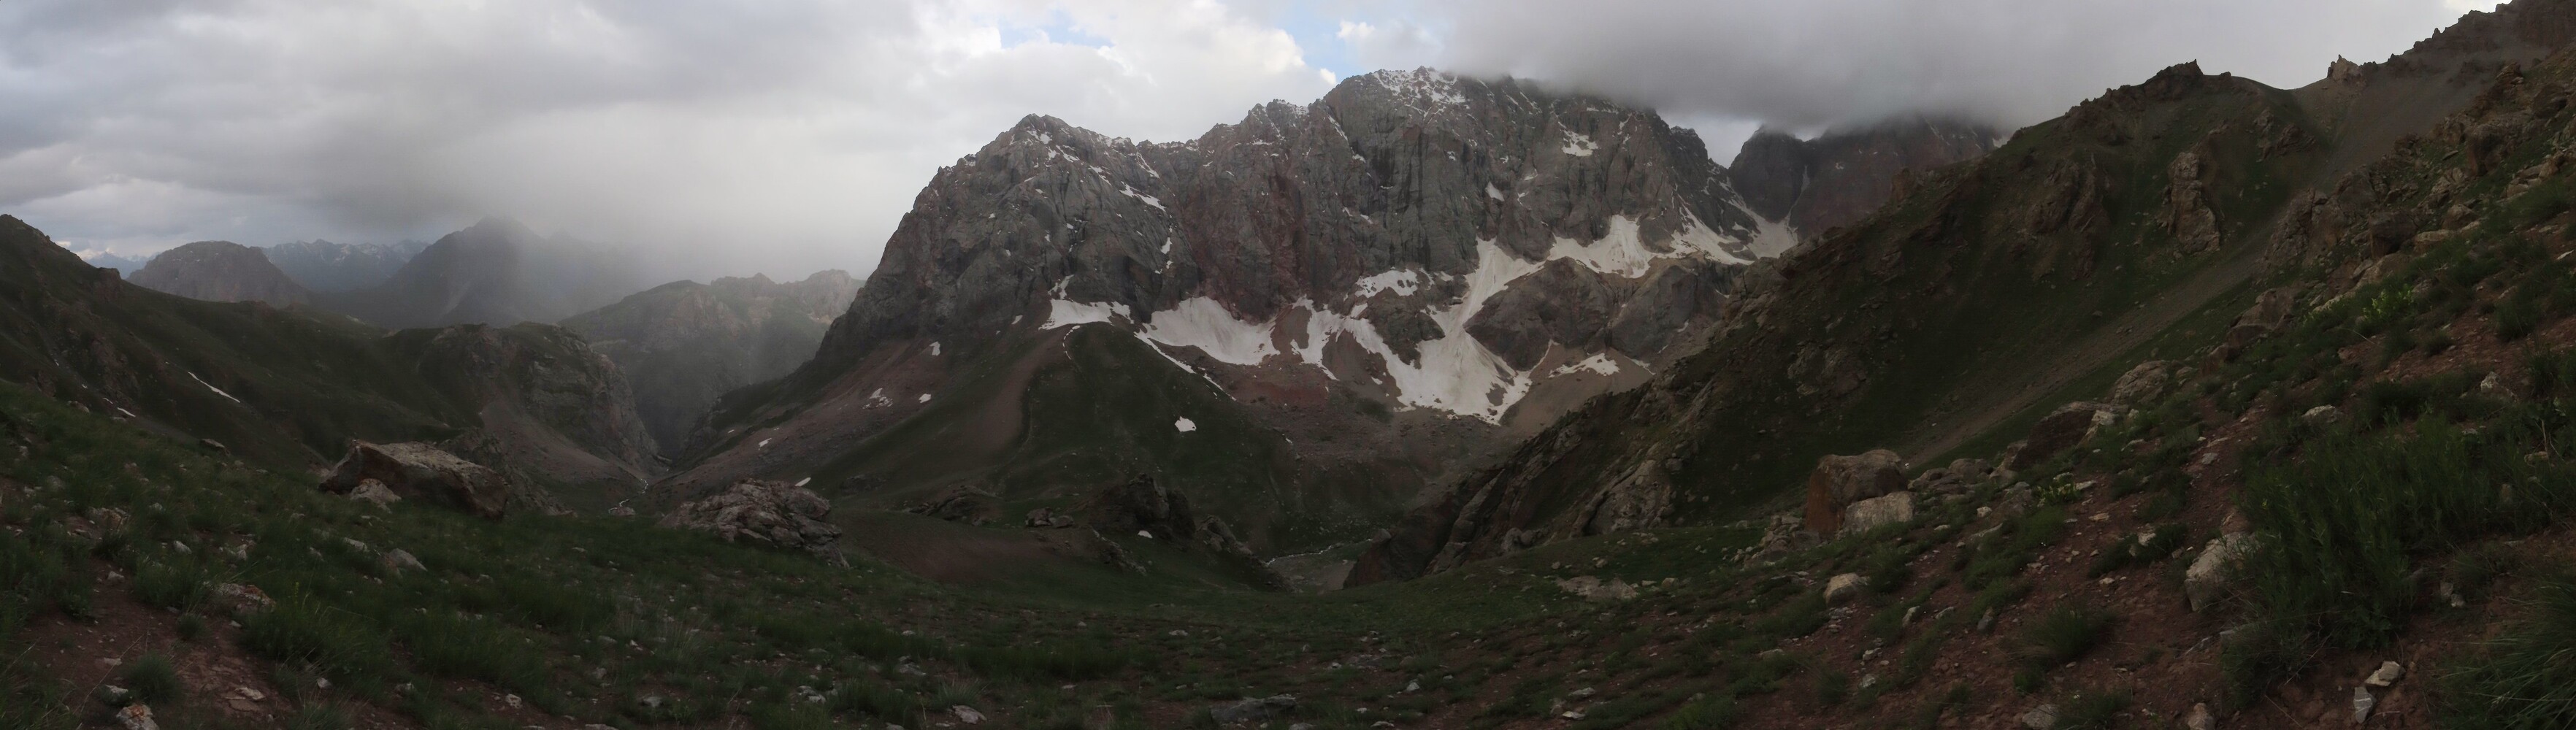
[917, 393, 932, 403]
[1485, 183, 1505, 201]
[1119, 184, 1166, 211]
[929, 342, 942, 357]
[1354, 269, 1422, 298]
[1138, 297, 1277, 366]
[1546, 214, 1749, 278]
[1042, 299, 1130, 329]
[794, 477, 812, 488]
[1174, 418, 1197, 433]
[1739, 205, 1802, 258]
[865, 388, 893, 408]
[1562, 132, 1598, 157]
[1551, 353, 1621, 377]
[758, 439, 772, 448]
[188, 372, 242, 404]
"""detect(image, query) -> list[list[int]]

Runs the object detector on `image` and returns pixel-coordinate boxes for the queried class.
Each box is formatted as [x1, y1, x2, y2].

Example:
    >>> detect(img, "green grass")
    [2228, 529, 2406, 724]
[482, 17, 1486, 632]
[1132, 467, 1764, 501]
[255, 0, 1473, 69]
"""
[2440, 572, 2576, 728]
[2012, 604, 2116, 671]
[121, 655, 181, 705]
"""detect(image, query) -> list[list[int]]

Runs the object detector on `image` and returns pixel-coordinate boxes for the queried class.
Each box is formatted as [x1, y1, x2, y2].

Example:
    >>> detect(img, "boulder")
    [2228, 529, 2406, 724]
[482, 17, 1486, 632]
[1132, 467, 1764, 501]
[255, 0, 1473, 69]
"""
[1824, 572, 1868, 604]
[115, 704, 158, 730]
[908, 488, 999, 526]
[1801, 450, 1906, 534]
[381, 548, 425, 574]
[2185, 702, 2216, 730]
[319, 442, 510, 519]
[2186, 532, 2261, 612]
[211, 583, 273, 615]
[1555, 576, 1639, 602]
[1210, 695, 1297, 724]
[347, 480, 402, 510]
[2109, 360, 2179, 406]
[659, 480, 842, 558]
[2302, 405, 2346, 427]
[2018, 704, 2059, 730]
[2009, 402, 2122, 470]
[1839, 491, 1916, 536]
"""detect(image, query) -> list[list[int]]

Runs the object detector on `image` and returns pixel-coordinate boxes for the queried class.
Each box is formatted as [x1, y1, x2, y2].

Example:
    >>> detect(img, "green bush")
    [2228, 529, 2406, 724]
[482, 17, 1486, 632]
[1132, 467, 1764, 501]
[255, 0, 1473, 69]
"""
[239, 596, 395, 680]
[122, 655, 181, 705]
[1660, 693, 1738, 730]
[2011, 604, 2115, 670]
[130, 561, 209, 612]
[2241, 420, 2559, 647]
[2440, 572, 2576, 728]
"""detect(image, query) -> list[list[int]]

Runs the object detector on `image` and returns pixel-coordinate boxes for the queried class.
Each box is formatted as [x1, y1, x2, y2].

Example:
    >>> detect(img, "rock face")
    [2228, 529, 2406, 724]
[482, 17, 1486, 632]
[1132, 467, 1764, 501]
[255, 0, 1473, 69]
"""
[560, 271, 860, 453]
[2186, 531, 2260, 612]
[668, 69, 1977, 554]
[1801, 450, 1906, 534]
[658, 479, 842, 557]
[1730, 117, 2002, 240]
[262, 239, 427, 292]
[383, 323, 663, 508]
[315, 218, 659, 330]
[127, 241, 311, 307]
[321, 442, 513, 519]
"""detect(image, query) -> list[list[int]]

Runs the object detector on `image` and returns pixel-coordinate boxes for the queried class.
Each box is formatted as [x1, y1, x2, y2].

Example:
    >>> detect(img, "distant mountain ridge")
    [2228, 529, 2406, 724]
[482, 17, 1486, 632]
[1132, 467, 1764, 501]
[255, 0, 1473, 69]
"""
[560, 271, 862, 456]
[126, 241, 312, 307]
[314, 218, 659, 330]
[264, 239, 429, 292]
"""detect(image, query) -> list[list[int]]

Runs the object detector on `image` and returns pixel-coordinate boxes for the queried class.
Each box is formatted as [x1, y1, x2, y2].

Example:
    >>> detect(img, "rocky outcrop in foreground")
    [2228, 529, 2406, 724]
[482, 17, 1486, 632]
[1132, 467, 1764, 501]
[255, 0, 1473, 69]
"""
[659, 479, 842, 558]
[320, 441, 513, 519]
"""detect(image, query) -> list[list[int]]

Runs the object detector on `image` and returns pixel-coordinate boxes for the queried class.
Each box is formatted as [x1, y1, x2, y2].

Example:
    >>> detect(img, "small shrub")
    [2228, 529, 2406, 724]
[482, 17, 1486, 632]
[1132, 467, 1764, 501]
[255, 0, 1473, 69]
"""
[2052, 688, 2132, 730]
[1660, 692, 1738, 730]
[2011, 604, 2115, 670]
[130, 561, 209, 612]
[123, 655, 182, 705]
[176, 614, 207, 642]
[239, 597, 395, 680]
[1812, 668, 1850, 708]
[2440, 572, 2576, 727]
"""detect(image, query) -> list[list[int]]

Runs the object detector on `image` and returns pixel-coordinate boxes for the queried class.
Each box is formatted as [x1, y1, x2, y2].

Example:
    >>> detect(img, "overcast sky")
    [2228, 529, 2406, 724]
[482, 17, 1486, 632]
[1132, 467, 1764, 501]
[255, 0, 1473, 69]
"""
[0, 0, 2496, 280]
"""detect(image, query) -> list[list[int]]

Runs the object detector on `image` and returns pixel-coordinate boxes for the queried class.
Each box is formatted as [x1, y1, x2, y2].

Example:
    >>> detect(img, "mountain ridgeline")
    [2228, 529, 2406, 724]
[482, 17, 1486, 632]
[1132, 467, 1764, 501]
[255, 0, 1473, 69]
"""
[315, 218, 659, 331]
[1353, 0, 2576, 584]
[662, 70, 1995, 551]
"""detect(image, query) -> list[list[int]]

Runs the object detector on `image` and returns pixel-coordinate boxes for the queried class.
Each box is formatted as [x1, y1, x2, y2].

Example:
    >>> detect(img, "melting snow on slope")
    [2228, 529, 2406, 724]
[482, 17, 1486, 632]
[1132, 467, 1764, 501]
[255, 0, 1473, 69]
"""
[1562, 132, 1598, 157]
[1485, 183, 1506, 201]
[1354, 269, 1422, 297]
[929, 342, 942, 357]
[188, 372, 242, 404]
[865, 388, 893, 408]
[1119, 184, 1166, 211]
[1551, 353, 1622, 377]
[1740, 206, 1802, 258]
[1174, 418, 1197, 433]
[1043, 299, 1130, 329]
[918, 393, 932, 403]
[1546, 214, 1747, 277]
[1138, 297, 1277, 366]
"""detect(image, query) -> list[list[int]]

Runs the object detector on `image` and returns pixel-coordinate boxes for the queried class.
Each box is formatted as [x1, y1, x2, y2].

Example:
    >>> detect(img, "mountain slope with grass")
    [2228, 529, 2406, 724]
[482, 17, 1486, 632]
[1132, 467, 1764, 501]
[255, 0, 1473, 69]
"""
[0, 215, 657, 501]
[126, 241, 312, 307]
[1352, 0, 2576, 585]
[559, 271, 860, 457]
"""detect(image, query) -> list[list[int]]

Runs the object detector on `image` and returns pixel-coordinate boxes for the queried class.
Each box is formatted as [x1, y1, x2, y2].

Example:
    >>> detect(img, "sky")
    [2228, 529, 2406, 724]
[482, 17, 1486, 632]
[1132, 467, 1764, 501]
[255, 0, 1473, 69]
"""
[0, 0, 2502, 280]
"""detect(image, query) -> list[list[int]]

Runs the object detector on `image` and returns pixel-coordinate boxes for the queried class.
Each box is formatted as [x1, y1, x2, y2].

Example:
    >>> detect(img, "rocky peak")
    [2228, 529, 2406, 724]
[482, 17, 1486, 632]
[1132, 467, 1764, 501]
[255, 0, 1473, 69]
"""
[1727, 116, 2002, 239]
[126, 241, 310, 307]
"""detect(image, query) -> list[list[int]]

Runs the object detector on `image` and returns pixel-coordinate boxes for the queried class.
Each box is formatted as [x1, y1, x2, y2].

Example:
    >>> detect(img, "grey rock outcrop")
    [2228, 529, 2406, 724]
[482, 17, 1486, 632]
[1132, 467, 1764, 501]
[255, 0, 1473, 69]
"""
[1839, 491, 1916, 536]
[321, 442, 513, 519]
[659, 479, 843, 558]
[1802, 450, 1905, 534]
[2186, 531, 2261, 612]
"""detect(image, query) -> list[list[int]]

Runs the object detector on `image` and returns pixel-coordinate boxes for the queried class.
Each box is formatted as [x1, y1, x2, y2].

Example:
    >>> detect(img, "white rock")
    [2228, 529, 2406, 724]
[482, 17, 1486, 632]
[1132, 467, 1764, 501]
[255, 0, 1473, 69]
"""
[1839, 491, 1916, 536]
[2185, 702, 2216, 730]
[1824, 573, 1868, 605]
[115, 704, 158, 730]
[2019, 703, 2058, 729]
[2365, 660, 2404, 687]
[2353, 685, 2376, 724]
[951, 706, 984, 725]
[2185, 533, 2260, 612]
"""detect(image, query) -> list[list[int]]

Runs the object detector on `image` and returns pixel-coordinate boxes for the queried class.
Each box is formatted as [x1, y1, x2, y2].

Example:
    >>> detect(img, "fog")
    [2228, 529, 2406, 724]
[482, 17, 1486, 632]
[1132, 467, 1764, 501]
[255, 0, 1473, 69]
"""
[0, 0, 2488, 282]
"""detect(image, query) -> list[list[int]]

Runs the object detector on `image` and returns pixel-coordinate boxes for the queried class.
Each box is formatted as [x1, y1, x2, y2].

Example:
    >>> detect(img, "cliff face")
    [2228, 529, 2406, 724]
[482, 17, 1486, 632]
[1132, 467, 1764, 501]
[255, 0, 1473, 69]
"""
[1728, 118, 2001, 240]
[383, 323, 664, 509]
[560, 271, 860, 454]
[662, 70, 1978, 550]
[127, 241, 312, 307]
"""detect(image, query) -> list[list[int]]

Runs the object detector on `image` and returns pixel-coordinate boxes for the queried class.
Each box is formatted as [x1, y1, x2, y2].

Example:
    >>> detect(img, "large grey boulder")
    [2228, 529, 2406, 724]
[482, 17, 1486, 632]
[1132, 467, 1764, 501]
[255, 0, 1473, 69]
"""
[659, 480, 842, 558]
[2185, 532, 2261, 612]
[320, 442, 511, 519]
[1802, 450, 1905, 534]
[1839, 491, 1916, 536]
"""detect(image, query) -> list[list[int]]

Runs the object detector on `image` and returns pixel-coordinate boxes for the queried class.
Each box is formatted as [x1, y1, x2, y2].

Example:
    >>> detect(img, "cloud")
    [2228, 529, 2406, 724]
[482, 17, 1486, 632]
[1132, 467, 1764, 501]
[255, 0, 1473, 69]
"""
[0, 0, 1333, 279]
[1411, 0, 2469, 131]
